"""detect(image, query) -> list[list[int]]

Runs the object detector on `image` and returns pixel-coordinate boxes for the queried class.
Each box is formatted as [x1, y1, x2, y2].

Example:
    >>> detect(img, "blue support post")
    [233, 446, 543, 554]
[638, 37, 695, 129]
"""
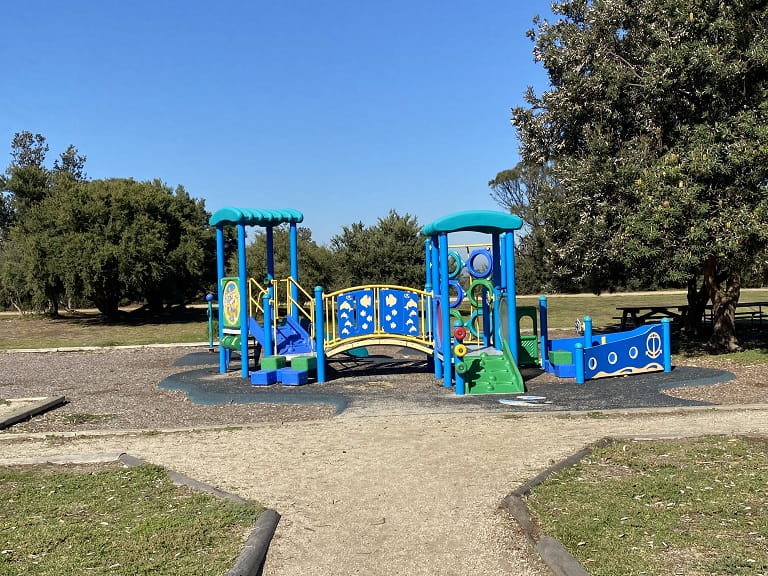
[503, 231, 518, 362]
[574, 343, 585, 384]
[263, 291, 273, 357]
[491, 233, 502, 349]
[539, 295, 548, 367]
[583, 316, 593, 348]
[455, 361, 465, 395]
[289, 222, 299, 321]
[266, 226, 275, 281]
[216, 226, 226, 373]
[206, 293, 214, 352]
[423, 239, 435, 369]
[429, 236, 443, 380]
[662, 318, 672, 372]
[430, 236, 442, 379]
[315, 286, 326, 382]
[439, 234, 452, 387]
[424, 239, 431, 292]
[238, 224, 249, 379]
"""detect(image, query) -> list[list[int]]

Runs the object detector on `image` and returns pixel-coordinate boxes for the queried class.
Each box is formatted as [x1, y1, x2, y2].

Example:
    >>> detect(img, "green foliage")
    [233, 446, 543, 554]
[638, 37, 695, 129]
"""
[488, 161, 555, 230]
[242, 225, 336, 291]
[330, 210, 425, 289]
[489, 161, 558, 293]
[7, 178, 214, 316]
[3, 132, 51, 222]
[512, 0, 768, 347]
[239, 211, 426, 295]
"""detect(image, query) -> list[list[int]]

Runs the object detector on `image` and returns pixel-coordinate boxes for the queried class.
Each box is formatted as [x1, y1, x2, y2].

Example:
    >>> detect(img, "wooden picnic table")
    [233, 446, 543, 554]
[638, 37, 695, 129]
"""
[616, 305, 689, 330]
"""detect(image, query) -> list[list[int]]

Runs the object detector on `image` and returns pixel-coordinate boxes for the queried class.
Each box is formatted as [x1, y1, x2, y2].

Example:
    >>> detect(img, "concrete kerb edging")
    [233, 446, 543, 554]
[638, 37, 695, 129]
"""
[502, 432, 759, 576]
[0, 396, 66, 430]
[0, 452, 280, 576]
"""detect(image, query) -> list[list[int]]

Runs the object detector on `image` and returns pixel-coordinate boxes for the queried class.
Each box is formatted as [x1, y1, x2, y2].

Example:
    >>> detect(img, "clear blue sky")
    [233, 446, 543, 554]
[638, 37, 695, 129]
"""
[2, 1, 552, 245]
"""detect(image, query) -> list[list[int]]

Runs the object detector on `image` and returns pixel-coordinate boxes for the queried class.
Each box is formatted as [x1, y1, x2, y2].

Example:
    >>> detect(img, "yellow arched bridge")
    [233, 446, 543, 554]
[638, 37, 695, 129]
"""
[248, 278, 434, 357]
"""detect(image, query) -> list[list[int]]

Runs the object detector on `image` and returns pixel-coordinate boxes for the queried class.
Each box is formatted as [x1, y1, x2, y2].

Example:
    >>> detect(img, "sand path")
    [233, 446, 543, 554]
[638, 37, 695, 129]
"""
[2, 406, 767, 575]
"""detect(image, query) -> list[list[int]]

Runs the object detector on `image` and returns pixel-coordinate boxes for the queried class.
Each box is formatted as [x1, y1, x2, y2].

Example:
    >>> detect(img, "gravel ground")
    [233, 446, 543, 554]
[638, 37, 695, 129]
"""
[1, 347, 768, 575]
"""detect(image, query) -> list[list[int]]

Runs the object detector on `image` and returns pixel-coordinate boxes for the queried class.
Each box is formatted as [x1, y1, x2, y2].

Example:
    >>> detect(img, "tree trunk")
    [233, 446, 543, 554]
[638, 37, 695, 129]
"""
[684, 276, 709, 337]
[11, 299, 24, 315]
[93, 293, 121, 319]
[46, 297, 59, 317]
[703, 255, 741, 352]
[145, 291, 165, 314]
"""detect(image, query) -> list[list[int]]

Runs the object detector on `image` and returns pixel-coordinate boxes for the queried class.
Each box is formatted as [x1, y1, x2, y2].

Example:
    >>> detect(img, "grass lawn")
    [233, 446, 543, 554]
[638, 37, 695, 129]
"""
[518, 288, 768, 331]
[527, 436, 768, 576]
[0, 306, 210, 349]
[2, 289, 767, 349]
[0, 463, 262, 576]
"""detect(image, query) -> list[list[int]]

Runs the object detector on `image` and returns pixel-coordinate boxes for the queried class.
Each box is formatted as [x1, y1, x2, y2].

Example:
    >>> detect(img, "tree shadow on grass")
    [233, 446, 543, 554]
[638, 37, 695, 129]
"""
[53, 305, 209, 328]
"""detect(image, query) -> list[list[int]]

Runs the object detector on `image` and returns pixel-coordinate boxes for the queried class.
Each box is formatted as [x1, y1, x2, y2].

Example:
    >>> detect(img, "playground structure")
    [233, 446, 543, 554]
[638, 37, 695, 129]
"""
[538, 296, 672, 383]
[210, 207, 672, 394]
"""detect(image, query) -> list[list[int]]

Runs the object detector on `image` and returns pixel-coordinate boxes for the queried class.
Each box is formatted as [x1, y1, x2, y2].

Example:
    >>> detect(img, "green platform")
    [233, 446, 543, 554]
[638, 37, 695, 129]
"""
[456, 339, 525, 395]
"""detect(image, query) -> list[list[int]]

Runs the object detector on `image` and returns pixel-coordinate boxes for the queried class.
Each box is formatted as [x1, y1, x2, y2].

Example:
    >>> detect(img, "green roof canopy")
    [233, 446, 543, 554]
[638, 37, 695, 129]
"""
[421, 210, 523, 236]
[209, 207, 304, 228]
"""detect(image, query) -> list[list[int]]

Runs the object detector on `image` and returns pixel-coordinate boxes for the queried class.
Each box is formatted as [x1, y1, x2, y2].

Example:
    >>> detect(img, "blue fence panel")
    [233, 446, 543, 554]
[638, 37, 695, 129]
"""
[379, 289, 421, 336]
[584, 324, 665, 380]
[336, 289, 375, 338]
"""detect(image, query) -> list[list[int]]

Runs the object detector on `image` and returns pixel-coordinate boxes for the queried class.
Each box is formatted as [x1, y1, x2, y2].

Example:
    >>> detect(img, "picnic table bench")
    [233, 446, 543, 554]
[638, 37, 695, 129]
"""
[705, 301, 768, 328]
[615, 305, 689, 330]
[617, 301, 768, 331]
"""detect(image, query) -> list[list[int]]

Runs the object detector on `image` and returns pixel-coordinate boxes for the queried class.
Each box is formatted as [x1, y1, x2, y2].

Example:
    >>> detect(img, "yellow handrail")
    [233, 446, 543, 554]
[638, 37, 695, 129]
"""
[279, 277, 315, 337]
[248, 278, 269, 318]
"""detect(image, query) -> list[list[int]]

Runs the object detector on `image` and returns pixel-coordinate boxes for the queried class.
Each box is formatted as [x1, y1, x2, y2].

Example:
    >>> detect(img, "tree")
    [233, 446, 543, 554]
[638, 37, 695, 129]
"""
[330, 210, 426, 288]
[2, 131, 51, 224]
[512, 0, 768, 350]
[52, 144, 87, 182]
[10, 178, 214, 317]
[243, 226, 337, 295]
[489, 161, 558, 293]
[1, 133, 88, 244]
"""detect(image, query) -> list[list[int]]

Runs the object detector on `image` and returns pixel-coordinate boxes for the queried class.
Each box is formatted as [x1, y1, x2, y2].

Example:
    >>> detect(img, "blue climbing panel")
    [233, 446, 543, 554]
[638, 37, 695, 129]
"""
[336, 289, 375, 338]
[379, 288, 422, 336]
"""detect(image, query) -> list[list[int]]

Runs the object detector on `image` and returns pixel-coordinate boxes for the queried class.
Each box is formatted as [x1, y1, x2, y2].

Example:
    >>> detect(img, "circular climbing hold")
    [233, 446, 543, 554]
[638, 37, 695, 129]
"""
[454, 343, 467, 358]
[466, 248, 493, 278]
[467, 279, 494, 308]
[453, 326, 467, 340]
[456, 361, 468, 374]
[467, 309, 485, 338]
[450, 309, 465, 327]
[447, 250, 464, 279]
[448, 280, 465, 308]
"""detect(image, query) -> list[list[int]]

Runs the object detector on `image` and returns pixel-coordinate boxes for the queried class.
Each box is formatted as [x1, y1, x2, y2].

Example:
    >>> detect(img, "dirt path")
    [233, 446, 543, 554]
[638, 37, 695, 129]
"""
[3, 407, 767, 575]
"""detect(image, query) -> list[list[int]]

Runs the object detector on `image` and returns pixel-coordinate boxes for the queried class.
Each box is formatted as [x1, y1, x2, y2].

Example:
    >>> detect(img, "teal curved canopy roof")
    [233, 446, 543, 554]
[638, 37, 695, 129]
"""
[421, 210, 523, 236]
[209, 207, 304, 227]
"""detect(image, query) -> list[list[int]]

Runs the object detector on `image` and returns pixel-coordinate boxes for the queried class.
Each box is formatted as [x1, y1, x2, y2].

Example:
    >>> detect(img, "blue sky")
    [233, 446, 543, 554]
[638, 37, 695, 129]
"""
[2, 1, 553, 245]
